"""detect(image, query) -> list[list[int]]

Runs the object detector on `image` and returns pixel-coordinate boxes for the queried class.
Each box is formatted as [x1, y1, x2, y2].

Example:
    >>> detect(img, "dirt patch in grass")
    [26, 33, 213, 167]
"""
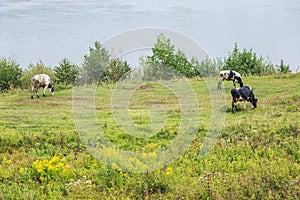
[66, 97, 91, 101]
[18, 98, 46, 105]
[138, 84, 155, 90]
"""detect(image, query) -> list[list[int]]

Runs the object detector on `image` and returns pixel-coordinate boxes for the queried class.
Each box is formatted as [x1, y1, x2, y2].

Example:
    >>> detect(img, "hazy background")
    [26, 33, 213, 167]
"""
[0, 0, 299, 72]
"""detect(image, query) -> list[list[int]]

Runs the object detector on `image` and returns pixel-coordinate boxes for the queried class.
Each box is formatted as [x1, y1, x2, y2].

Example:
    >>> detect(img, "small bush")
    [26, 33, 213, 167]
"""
[20, 61, 55, 90]
[30, 156, 75, 183]
[276, 59, 291, 74]
[54, 58, 79, 87]
[223, 43, 277, 75]
[0, 57, 22, 91]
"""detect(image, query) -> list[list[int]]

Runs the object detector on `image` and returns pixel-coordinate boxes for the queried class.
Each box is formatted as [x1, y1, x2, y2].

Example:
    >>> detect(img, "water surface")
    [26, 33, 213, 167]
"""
[0, 0, 299, 71]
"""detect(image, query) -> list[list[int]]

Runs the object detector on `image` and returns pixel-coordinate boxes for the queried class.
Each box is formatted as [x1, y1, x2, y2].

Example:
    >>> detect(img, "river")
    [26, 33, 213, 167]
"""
[0, 0, 299, 72]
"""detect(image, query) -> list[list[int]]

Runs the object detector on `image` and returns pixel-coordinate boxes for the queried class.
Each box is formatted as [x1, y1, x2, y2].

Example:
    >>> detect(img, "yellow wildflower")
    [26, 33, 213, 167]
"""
[50, 156, 59, 164]
[19, 167, 25, 173]
[111, 162, 120, 170]
[39, 176, 45, 182]
[165, 167, 173, 176]
[3, 157, 12, 164]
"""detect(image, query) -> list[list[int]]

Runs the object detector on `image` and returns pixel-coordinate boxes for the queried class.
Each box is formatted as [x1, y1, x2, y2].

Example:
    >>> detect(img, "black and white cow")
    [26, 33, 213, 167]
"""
[231, 86, 258, 113]
[217, 70, 243, 90]
[31, 74, 54, 99]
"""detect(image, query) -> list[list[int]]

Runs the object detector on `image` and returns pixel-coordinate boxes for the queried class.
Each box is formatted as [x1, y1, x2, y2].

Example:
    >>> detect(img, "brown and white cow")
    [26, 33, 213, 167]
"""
[31, 74, 54, 99]
[231, 86, 258, 113]
[217, 70, 243, 90]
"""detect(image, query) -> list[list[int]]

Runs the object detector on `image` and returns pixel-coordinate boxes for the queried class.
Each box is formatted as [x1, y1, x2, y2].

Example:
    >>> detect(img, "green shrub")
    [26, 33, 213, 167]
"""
[20, 61, 55, 89]
[140, 33, 201, 79]
[223, 43, 276, 75]
[0, 57, 22, 91]
[30, 156, 75, 183]
[276, 59, 291, 74]
[80, 41, 131, 85]
[101, 58, 131, 84]
[54, 58, 79, 87]
[81, 41, 110, 84]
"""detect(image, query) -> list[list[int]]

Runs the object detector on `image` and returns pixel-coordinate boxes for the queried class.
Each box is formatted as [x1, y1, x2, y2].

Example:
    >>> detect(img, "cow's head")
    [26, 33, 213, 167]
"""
[251, 98, 258, 108]
[49, 83, 54, 95]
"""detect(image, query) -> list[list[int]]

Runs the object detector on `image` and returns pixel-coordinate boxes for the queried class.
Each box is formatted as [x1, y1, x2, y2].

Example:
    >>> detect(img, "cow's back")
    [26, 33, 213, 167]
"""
[234, 71, 241, 78]
[32, 74, 50, 83]
[237, 86, 252, 100]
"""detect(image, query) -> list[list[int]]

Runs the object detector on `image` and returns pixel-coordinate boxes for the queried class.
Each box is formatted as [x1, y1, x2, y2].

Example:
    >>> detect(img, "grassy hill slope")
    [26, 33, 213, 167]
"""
[0, 74, 299, 199]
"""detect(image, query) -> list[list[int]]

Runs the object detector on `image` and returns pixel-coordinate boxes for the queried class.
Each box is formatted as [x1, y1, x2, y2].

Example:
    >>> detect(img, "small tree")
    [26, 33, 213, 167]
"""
[80, 41, 131, 85]
[146, 33, 177, 80]
[140, 33, 201, 79]
[101, 58, 131, 84]
[82, 41, 110, 84]
[54, 58, 79, 87]
[194, 56, 221, 78]
[224, 43, 275, 75]
[21, 61, 55, 89]
[0, 57, 22, 91]
[276, 59, 290, 74]
[174, 50, 197, 78]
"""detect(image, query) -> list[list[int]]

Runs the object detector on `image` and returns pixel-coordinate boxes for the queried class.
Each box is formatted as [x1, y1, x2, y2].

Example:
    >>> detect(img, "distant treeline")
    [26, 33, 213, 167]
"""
[0, 34, 292, 92]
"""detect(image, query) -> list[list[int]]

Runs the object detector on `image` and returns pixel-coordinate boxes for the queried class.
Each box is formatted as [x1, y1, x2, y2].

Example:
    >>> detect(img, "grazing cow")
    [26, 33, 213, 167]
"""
[31, 74, 54, 99]
[231, 86, 258, 113]
[217, 70, 243, 90]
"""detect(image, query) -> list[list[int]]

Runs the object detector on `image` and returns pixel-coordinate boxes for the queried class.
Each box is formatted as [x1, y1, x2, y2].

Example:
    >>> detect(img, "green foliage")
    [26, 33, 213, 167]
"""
[173, 50, 197, 78]
[81, 41, 110, 84]
[224, 43, 276, 75]
[20, 61, 55, 89]
[80, 41, 131, 85]
[276, 59, 291, 74]
[141, 34, 177, 80]
[141, 33, 204, 79]
[193, 56, 222, 77]
[101, 58, 131, 84]
[54, 58, 79, 87]
[31, 156, 75, 183]
[0, 57, 22, 91]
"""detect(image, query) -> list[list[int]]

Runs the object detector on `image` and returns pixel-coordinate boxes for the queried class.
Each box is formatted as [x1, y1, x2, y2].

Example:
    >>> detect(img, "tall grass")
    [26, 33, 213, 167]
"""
[0, 74, 299, 199]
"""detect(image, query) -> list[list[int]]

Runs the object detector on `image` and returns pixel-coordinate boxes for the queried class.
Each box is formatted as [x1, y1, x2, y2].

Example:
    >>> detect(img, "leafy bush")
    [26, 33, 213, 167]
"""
[54, 58, 79, 87]
[101, 58, 131, 84]
[20, 61, 55, 89]
[140, 34, 221, 79]
[194, 56, 222, 77]
[223, 43, 276, 75]
[80, 41, 131, 85]
[0, 57, 22, 91]
[81, 41, 110, 84]
[31, 156, 75, 183]
[140, 33, 200, 79]
[276, 59, 291, 74]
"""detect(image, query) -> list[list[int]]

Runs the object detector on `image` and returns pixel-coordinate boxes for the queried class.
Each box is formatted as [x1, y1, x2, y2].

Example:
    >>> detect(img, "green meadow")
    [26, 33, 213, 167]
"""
[0, 74, 299, 199]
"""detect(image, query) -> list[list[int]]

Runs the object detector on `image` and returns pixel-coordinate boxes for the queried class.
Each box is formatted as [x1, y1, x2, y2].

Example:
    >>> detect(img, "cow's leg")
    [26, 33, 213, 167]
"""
[232, 101, 236, 113]
[43, 86, 48, 97]
[31, 86, 34, 99]
[217, 79, 222, 90]
[244, 101, 247, 109]
[36, 86, 40, 98]
[32, 85, 40, 98]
